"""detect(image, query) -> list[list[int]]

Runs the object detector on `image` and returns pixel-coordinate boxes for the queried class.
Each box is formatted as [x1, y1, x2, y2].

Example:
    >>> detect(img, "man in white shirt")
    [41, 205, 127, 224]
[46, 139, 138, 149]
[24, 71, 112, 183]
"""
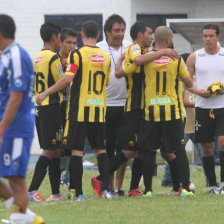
[95, 14, 131, 196]
[187, 24, 224, 194]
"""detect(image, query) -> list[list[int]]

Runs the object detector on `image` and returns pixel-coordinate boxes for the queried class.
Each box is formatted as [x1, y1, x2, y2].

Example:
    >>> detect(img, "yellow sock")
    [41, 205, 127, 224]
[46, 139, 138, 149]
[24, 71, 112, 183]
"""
[12, 204, 24, 213]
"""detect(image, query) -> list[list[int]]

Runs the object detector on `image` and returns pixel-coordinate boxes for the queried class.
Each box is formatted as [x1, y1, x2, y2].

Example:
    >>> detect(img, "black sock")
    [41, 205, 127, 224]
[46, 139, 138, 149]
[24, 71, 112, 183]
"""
[129, 157, 143, 191]
[143, 151, 156, 193]
[109, 151, 128, 175]
[97, 153, 110, 191]
[203, 155, 217, 186]
[28, 156, 50, 192]
[175, 150, 190, 191]
[97, 151, 128, 181]
[49, 158, 61, 195]
[69, 156, 83, 196]
[168, 158, 180, 192]
[220, 151, 224, 182]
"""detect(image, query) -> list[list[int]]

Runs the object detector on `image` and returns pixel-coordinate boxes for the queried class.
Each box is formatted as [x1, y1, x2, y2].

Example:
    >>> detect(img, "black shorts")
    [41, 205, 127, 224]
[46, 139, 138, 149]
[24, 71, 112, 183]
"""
[137, 119, 185, 153]
[36, 104, 63, 150]
[105, 106, 125, 158]
[63, 120, 106, 151]
[123, 109, 142, 151]
[195, 107, 224, 143]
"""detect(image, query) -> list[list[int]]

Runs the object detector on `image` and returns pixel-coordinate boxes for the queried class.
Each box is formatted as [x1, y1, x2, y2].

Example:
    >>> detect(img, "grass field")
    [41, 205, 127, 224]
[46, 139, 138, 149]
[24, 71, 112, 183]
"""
[0, 167, 223, 224]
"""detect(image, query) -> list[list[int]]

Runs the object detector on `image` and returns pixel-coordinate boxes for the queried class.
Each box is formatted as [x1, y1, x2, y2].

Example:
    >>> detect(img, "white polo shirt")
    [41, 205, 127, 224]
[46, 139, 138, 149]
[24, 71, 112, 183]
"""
[97, 40, 131, 106]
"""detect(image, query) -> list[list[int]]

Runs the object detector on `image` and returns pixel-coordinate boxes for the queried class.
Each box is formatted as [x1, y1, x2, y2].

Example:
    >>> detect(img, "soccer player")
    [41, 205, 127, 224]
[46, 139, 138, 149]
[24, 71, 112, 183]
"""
[36, 20, 113, 200]
[96, 14, 130, 195]
[28, 22, 65, 201]
[57, 28, 77, 187]
[0, 14, 44, 223]
[187, 24, 224, 194]
[137, 26, 193, 197]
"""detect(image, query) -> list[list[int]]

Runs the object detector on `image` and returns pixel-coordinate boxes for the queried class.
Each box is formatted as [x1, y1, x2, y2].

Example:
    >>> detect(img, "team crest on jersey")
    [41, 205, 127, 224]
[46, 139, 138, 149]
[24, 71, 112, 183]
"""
[34, 56, 43, 64]
[90, 53, 106, 63]
[153, 56, 171, 65]
[14, 78, 22, 87]
[57, 63, 63, 75]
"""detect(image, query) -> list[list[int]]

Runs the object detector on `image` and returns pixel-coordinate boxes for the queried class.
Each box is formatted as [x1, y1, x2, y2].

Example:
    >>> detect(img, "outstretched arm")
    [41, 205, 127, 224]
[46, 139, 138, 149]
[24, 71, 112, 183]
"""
[36, 75, 74, 105]
[134, 48, 179, 65]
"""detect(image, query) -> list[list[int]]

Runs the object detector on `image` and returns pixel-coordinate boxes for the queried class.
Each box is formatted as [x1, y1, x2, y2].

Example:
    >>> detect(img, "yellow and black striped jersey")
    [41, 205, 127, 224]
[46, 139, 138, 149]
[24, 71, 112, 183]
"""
[34, 49, 63, 106]
[65, 46, 111, 123]
[143, 52, 190, 122]
[122, 43, 145, 112]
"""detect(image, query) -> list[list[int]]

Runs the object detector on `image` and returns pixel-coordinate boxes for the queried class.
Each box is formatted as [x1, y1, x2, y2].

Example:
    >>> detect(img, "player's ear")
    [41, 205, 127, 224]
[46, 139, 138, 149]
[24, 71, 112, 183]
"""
[96, 32, 100, 41]
[81, 31, 84, 40]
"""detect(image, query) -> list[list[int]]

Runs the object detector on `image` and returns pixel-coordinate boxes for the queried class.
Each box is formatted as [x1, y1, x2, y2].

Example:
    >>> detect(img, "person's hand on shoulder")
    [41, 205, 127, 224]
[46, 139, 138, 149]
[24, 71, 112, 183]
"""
[162, 48, 179, 60]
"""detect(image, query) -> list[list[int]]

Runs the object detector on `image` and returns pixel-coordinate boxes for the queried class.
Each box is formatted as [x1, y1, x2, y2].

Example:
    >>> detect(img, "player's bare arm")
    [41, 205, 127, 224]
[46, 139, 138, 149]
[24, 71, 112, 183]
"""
[36, 74, 74, 105]
[0, 91, 23, 146]
[134, 48, 179, 65]
[115, 52, 126, 78]
[186, 52, 212, 98]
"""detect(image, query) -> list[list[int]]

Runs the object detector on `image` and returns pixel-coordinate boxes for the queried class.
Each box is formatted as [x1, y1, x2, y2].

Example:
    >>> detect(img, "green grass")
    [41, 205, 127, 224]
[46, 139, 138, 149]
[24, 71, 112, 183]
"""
[0, 168, 223, 224]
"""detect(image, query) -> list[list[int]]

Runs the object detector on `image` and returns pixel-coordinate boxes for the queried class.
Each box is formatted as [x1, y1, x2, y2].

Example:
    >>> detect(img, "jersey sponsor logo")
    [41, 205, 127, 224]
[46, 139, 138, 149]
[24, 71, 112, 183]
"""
[87, 99, 104, 105]
[153, 56, 171, 65]
[89, 53, 106, 63]
[219, 53, 224, 56]
[150, 97, 172, 104]
[66, 63, 78, 74]
[34, 56, 43, 64]
[198, 54, 206, 57]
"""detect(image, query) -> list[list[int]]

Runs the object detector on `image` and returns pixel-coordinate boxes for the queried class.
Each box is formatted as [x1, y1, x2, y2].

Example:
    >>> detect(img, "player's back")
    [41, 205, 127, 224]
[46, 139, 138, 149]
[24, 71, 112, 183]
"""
[33, 49, 63, 106]
[67, 46, 111, 123]
[143, 53, 189, 122]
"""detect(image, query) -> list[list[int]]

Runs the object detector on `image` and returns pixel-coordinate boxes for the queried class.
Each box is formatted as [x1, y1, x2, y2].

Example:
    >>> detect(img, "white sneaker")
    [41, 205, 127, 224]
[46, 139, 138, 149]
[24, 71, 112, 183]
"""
[83, 159, 95, 167]
[207, 186, 219, 194]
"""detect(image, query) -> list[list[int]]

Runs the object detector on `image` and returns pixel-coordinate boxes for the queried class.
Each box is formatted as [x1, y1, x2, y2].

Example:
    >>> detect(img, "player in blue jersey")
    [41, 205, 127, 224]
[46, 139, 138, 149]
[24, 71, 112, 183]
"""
[0, 14, 44, 224]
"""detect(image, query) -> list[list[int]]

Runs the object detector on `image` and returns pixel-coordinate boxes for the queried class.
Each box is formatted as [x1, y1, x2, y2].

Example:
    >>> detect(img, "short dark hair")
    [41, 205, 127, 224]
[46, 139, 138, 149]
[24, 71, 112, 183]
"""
[82, 20, 99, 39]
[60, 28, 77, 42]
[130, 22, 151, 41]
[0, 14, 16, 39]
[203, 24, 220, 35]
[40, 22, 61, 42]
[104, 14, 126, 36]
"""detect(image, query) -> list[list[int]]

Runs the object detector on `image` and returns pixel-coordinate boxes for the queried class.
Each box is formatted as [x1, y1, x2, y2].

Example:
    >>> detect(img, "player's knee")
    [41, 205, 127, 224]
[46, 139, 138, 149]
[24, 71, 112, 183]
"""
[201, 142, 214, 156]
[123, 150, 135, 159]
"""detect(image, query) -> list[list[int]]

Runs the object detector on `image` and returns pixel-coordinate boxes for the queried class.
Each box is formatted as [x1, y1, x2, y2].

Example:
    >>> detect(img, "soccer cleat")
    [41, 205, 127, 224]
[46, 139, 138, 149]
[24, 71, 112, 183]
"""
[219, 186, 224, 194]
[142, 191, 153, 198]
[68, 189, 76, 199]
[46, 193, 65, 201]
[114, 189, 125, 197]
[102, 190, 117, 199]
[167, 189, 180, 196]
[28, 191, 45, 202]
[180, 189, 195, 197]
[178, 181, 195, 195]
[207, 187, 219, 194]
[29, 215, 45, 224]
[73, 194, 84, 201]
[128, 188, 141, 197]
[91, 176, 102, 198]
